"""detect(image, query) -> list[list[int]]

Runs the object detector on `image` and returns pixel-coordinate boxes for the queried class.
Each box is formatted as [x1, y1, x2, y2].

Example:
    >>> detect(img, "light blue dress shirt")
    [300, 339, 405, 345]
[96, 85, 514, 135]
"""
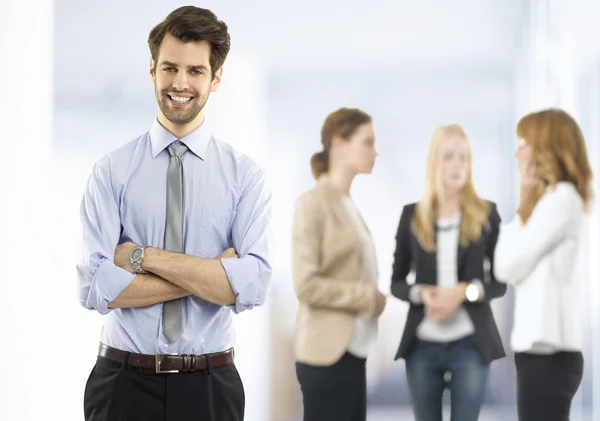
[77, 119, 272, 355]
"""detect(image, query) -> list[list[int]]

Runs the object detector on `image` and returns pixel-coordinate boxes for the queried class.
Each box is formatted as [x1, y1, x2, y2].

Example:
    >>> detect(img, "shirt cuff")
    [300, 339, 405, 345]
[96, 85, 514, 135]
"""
[220, 256, 264, 314]
[89, 259, 135, 315]
[409, 285, 423, 304]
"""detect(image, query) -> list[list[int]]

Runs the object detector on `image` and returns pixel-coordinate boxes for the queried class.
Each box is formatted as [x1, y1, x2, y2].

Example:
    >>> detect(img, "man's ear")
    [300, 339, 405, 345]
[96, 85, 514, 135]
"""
[150, 58, 156, 84]
[211, 67, 223, 92]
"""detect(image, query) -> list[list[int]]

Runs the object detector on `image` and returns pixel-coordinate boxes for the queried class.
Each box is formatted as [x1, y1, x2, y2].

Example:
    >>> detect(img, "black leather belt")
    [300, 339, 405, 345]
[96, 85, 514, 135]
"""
[97, 342, 235, 374]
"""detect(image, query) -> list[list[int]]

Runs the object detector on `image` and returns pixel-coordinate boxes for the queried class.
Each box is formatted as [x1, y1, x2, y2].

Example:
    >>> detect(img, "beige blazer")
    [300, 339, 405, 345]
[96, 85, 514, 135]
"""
[291, 175, 378, 366]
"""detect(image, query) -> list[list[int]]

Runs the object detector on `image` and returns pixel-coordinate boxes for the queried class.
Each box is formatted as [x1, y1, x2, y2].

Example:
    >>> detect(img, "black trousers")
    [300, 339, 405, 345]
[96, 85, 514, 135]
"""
[84, 356, 245, 421]
[295, 352, 367, 421]
[515, 351, 584, 421]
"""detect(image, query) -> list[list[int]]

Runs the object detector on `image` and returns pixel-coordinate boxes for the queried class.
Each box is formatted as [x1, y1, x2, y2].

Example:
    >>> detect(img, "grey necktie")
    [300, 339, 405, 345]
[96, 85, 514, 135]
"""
[162, 141, 188, 342]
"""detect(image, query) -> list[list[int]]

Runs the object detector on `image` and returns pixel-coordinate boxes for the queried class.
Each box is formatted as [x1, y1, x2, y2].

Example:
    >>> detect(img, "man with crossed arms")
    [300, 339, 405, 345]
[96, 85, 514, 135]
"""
[77, 6, 271, 421]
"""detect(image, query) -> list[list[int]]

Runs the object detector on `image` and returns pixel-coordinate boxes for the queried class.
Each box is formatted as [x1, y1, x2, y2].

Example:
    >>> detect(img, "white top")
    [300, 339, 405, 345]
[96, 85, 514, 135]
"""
[494, 182, 585, 354]
[340, 196, 379, 358]
[414, 213, 475, 342]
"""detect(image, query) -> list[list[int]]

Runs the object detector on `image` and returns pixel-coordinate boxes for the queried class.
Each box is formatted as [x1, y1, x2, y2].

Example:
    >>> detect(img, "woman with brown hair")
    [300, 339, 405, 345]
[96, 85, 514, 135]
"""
[291, 107, 386, 421]
[391, 124, 507, 421]
[495, 108, 593, 421]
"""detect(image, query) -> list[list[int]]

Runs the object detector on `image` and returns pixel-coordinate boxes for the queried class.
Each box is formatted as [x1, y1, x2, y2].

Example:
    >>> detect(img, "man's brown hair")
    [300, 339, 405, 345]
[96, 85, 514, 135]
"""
[148, 6, 231, 79]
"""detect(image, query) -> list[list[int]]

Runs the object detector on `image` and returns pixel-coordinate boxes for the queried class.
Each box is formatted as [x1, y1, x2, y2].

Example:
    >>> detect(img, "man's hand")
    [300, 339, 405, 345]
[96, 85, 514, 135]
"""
[217, 248, 238, 259]
[373, 289, 387, 318]
[424, 284, 467, 322]
[114, 242, 139, 273]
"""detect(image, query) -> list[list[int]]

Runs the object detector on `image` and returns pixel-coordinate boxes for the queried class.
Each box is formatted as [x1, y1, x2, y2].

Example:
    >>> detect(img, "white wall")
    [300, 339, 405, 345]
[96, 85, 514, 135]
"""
[578, 64, 600, 421]
[0, 0, 55, 420]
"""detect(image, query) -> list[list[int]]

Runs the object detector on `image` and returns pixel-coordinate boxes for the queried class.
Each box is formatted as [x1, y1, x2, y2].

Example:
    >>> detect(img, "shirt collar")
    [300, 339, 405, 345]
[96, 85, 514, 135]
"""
[149, 118, 212, 159]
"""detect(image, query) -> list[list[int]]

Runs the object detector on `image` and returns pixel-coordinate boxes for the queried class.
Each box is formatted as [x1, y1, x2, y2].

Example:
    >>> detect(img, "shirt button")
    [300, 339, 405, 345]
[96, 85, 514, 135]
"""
[164, 344, 169, 350]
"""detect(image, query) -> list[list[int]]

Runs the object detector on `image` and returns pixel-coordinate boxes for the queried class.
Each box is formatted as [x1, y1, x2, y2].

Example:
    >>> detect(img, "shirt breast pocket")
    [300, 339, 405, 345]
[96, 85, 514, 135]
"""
[194, 203, 237, 258]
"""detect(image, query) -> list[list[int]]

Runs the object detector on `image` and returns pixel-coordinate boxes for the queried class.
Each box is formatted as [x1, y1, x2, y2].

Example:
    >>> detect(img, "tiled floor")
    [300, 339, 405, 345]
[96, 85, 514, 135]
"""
[291, 406, 593, 421]
[366, 406, 593, 421]
[366, 406, 513, 420]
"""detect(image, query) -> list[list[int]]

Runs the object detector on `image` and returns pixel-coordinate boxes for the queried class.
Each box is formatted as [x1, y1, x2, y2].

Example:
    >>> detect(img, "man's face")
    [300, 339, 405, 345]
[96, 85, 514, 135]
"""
[150, 33, 222, 127]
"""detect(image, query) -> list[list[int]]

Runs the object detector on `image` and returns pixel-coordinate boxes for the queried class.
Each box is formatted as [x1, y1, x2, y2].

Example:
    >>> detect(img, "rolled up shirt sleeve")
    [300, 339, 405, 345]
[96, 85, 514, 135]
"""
[76, 157, 135, 315]
[220, 165, 272, 314]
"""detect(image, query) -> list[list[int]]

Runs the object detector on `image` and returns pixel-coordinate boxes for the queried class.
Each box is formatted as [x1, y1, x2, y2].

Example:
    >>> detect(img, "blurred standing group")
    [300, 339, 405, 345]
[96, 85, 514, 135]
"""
[291, 107, 593, 421]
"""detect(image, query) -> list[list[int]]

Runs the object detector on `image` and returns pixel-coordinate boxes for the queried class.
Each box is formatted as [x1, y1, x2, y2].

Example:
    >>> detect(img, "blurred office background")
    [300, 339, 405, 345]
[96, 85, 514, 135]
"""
[2, 0, 600, 420]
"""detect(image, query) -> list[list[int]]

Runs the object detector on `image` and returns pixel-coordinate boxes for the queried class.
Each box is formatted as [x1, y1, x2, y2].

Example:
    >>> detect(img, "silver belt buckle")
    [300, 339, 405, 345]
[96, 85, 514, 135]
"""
[155, 353, 179, 373]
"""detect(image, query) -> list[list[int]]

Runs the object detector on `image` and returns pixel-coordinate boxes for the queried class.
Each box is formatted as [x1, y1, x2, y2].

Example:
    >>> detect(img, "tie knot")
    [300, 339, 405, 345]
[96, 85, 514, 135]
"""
[167, 141, 189, 158]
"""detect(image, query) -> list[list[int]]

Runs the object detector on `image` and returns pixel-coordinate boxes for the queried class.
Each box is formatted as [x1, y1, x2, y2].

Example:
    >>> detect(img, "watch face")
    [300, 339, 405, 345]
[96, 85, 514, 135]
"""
[131, 248, 143, 261]
[466, 284, 479, 301]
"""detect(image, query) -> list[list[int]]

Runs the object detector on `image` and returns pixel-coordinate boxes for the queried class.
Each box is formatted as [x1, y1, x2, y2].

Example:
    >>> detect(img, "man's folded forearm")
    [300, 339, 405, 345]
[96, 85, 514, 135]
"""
[108, 273, 192, 309]
[142, 247, 236, 306]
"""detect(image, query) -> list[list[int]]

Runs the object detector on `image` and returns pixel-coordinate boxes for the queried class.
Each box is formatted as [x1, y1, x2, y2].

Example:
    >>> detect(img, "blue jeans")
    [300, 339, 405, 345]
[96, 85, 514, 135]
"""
[405, 335, 489, 421]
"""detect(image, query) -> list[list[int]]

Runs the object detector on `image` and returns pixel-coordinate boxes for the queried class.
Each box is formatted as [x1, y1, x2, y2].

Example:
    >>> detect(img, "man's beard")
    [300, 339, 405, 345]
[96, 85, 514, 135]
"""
[156, 86, 210, 126]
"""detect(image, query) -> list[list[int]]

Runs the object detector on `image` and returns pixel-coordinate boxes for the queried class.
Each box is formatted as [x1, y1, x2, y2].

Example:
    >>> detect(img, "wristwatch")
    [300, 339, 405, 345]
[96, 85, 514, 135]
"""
[465, 281, 482, 302]
[130, 246, 147, 274]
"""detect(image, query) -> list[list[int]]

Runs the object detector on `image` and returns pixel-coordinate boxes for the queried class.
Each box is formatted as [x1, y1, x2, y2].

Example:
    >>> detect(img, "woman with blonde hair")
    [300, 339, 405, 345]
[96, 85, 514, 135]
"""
[291, 107, 387, 421]
[495, 108, 593, 421]
[391, 124, 507, 421]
